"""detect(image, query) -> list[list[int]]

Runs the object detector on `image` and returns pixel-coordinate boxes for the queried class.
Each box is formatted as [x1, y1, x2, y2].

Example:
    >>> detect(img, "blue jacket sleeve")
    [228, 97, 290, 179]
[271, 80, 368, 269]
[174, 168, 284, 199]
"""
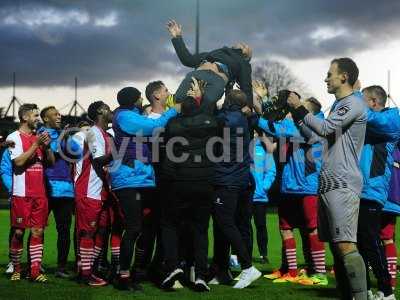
[258, 117, 302, 139]
[118, 108, 177, 136]
[262, 152, 276, 192]
[0, 150, 12, 194]
[366, 108, 400, 142]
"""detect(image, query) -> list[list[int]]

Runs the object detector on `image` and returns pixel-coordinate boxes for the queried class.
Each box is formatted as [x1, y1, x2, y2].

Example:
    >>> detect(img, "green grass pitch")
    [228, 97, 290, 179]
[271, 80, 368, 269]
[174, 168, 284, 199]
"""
[0, 209, 399, 299]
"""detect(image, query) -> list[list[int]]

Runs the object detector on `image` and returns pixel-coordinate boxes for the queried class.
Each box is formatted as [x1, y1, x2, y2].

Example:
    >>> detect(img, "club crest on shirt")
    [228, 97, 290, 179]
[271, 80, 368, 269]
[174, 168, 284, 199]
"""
[16, 217, 23, 224]
[337, 107, 349, 116]
[90, 221, 97, 227]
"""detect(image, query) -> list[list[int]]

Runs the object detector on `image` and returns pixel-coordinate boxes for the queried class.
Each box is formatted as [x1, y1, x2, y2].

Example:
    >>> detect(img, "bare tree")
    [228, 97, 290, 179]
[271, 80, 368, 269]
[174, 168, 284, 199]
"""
[253, 59, 309, 97]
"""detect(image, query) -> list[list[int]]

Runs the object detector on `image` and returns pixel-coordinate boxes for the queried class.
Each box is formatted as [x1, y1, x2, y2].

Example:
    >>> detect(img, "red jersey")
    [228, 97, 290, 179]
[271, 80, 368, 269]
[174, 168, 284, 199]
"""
[73, 126, 111, 200]
[7, 130, 46, 197]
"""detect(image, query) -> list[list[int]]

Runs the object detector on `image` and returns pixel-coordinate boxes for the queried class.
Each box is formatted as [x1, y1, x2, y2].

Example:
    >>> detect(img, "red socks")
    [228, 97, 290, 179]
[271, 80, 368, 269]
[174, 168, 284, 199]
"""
[79, 237, 94, 277]
[93, 232, 105, 266]
[309, 233, 326, 274]
[10, 233, 23, 273]
[384, 242, 397, 288]
[29, 235, 44, 278]
[283, 238, 297, 277]
[111, 233, 121, 272]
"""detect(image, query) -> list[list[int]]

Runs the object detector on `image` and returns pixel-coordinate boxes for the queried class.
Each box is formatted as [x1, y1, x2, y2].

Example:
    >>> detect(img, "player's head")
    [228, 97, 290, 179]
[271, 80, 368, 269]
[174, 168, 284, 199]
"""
[87, 101, 112, 123]
[304, 97, 322, 114]
[18, 103, 40, 130]
[223, 89, 248, 109]
[362, 85, 387, 111]
[232, 42, 252, 61]
[117, 87, 142, 109]
[145, 81, 170, 108]
[40, 106, 61, 129]
[325, 58, 359, 94]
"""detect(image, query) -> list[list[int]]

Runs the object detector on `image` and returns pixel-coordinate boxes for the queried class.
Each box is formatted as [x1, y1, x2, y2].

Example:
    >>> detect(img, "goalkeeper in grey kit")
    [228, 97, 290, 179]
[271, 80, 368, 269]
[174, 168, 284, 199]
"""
[287, 58, 368, 300]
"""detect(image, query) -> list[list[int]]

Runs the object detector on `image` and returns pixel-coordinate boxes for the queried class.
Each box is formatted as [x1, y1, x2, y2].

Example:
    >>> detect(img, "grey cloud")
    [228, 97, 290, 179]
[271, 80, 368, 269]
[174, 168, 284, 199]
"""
[0, 0, 399, 87]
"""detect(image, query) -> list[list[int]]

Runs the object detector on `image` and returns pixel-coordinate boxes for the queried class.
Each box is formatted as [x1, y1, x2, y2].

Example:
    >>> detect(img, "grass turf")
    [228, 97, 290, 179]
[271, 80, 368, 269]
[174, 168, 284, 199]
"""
[0, 209, 398, 299]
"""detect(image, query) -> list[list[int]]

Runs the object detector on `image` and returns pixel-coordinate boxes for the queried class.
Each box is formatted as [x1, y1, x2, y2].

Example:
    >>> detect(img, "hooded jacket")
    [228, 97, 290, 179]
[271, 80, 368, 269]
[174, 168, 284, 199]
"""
[383, 147, 400, 214]
[37, 127, 74, 198]
[110, 106, 177, 190]
[161, 109, 221, 182]
[214, 105, 251, 189]
[251, 138, 276, 202]
[258, 112, 324, 195]
[0, 149, 12, 195]
[360, 107, 400, 206]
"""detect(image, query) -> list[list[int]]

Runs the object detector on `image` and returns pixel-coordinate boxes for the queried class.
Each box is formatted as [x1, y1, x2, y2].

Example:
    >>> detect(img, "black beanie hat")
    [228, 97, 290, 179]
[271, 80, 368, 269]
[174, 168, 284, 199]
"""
[117, 87, 141, 107]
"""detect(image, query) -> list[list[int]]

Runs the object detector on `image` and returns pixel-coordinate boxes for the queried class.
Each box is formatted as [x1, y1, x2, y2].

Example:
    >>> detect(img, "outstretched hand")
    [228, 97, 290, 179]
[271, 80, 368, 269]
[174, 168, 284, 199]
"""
[187, 77, 206, 99]
[287, 92, 302, 109]
[166, 19, 182, 38]
[241, 105, 252, 117]
[252, 93, 263, 115]
[252, 80, 268, 99]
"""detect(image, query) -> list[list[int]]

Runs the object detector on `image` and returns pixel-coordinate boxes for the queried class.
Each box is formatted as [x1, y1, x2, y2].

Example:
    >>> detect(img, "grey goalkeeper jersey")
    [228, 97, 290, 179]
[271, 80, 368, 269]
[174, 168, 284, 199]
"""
[300, 93, 367, 195]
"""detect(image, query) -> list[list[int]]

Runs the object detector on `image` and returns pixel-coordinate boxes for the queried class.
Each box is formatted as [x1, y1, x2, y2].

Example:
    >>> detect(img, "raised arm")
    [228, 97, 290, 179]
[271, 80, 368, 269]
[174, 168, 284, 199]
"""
[297, 122, 326, 145]
[252, 80, 268, 115]
[118, 107, 178, 136]
[167, 19, 207, 67]
[258, 117, 302, 139]
[288, 92, 366, 137]
[237, 62, 253, 107]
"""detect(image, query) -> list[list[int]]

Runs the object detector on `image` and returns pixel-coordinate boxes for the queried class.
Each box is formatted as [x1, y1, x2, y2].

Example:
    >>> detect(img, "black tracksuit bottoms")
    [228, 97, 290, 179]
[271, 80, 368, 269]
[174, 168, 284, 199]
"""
[212, 186, 253, 271]
[358, 200, 392, 295]
[161, 181, 213, 280]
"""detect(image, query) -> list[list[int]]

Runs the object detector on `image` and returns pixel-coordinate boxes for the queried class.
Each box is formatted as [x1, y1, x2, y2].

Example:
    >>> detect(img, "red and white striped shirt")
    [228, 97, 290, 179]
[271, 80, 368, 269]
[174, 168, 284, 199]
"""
[7, 130, 46, 197]
[73, 126, 110, 200]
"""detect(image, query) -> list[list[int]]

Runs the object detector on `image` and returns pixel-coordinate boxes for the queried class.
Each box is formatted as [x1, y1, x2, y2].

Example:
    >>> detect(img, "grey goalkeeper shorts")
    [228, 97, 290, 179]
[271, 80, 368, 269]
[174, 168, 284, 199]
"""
[318, 188, 360, 243]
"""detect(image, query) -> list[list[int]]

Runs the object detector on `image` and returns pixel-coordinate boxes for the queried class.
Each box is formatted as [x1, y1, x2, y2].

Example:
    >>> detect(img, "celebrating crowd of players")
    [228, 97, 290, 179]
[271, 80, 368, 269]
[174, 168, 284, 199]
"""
[0, 19, 400, 299]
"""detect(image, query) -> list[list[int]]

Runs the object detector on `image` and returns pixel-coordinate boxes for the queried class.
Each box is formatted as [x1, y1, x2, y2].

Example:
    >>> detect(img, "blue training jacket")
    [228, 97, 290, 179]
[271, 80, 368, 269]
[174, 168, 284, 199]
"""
[0, 149, 12, 195]
[383, 199, 400, 215]
[258, 112, 324, 195]
[38, 127, 74, 199]
[251, 138, 276, 202]
[110, 106, 177, 190]
[214, 106, 251, 189]
[360, 107, 400, 206]
[384, 148, 400, 214]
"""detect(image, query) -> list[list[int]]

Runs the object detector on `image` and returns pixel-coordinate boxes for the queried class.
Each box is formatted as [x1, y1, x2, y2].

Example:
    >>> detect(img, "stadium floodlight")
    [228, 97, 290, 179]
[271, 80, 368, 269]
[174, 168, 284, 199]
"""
[4, 72, 23, 120]
[66, 77, 86, 117]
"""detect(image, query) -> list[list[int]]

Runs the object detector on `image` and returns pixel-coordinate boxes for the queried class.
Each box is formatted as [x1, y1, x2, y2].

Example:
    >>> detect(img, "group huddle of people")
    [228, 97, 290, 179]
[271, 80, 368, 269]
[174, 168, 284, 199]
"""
[0, 19, 400, 300]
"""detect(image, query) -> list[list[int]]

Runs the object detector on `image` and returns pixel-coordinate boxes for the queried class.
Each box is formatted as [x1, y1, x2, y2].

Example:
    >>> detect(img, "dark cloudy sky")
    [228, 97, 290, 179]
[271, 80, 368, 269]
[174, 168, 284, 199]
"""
[1, 0, 400, 109]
